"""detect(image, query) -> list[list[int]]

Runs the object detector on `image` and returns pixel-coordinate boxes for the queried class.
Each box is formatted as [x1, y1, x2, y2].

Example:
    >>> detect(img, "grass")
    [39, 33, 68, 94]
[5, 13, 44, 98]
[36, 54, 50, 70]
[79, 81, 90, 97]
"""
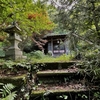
[0, 52, 75, 68]
[31, 54, 75, 63]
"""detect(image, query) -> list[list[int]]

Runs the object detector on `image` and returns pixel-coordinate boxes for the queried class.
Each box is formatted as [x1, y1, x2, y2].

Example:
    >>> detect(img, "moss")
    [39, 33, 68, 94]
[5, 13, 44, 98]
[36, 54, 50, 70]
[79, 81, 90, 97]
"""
[31, 54, 75, 63]
[37, 71, 77, 76]
[32, 61, 78, 70]
[31, 89, 89, 97]
[0, 74, 27, 87]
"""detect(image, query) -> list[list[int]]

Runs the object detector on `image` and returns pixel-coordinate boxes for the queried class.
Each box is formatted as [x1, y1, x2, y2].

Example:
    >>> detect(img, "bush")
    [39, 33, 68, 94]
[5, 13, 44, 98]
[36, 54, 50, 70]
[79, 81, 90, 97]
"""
[27, 51, 46, 59]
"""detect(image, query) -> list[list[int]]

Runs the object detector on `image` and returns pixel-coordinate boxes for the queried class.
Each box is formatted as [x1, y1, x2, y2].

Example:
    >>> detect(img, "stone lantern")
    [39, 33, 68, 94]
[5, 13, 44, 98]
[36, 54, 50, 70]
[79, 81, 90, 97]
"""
[4, 22, 24, 60]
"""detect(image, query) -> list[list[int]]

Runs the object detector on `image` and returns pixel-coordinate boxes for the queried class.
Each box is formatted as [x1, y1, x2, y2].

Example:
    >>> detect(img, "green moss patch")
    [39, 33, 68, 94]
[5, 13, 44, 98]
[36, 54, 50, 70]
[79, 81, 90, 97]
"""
[0, 74, 27, 87]
[37, 69, 78, 76]
[31, 88, 91, 97]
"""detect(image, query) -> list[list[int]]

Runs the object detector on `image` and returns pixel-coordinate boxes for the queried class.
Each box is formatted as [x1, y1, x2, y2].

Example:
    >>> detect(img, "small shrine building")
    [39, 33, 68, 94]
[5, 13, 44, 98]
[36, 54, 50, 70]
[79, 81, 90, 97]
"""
[43, 33, 70, 57]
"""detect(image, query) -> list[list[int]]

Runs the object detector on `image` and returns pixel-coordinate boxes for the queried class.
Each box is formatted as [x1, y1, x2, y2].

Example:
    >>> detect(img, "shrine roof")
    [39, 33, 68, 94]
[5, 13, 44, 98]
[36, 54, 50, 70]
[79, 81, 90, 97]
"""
[43, 33, 69, 39]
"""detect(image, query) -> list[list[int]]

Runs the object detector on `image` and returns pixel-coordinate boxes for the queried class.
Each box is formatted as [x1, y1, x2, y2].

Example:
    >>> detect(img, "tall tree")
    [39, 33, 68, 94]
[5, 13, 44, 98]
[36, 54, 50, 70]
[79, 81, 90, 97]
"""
[49, 0, 100, 78]
[49, 0, 100, 47]
[0, 0, 55, 50]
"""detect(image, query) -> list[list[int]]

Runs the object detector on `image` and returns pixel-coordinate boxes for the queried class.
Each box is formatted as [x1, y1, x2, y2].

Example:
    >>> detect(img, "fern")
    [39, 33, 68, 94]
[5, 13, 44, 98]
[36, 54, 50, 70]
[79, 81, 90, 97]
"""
[0, 83, 17, 100]
[1, 92, 17, 100]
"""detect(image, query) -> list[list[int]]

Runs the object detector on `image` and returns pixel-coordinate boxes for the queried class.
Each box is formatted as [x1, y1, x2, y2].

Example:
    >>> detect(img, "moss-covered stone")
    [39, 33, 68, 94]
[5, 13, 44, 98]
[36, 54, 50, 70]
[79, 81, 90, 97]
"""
[31, 88, 91, 97]
[33, 61, 78, 70]
[0, 74, 27, 87]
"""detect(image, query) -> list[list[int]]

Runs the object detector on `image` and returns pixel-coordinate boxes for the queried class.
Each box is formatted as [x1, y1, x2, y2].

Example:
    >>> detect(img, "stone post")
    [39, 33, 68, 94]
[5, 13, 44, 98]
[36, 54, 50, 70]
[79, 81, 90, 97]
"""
[4, 23, 25, 60]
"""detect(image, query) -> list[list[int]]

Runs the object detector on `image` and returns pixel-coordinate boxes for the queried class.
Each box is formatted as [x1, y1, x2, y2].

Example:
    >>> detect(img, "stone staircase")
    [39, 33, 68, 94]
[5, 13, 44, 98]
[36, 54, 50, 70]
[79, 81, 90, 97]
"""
[30, 61, 99, 100]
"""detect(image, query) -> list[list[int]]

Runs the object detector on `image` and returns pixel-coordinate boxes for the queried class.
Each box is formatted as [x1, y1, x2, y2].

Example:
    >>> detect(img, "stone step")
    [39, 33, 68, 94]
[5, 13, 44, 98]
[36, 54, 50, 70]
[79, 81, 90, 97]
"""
[37, 67, 79, 77]
[0, 67, 27, 87]
[36, 75, 78, 84]
[34, 61, 79, 70]
[31, 83, 99, 97]
[0, 74, 27, 87]
[35, 67, 84, 84]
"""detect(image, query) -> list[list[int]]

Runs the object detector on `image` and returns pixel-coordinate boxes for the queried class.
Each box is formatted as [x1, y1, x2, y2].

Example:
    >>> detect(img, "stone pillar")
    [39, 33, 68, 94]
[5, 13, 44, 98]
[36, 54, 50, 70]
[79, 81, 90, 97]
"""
[4, 23, 25, 60]
[64, 38, 70, 55]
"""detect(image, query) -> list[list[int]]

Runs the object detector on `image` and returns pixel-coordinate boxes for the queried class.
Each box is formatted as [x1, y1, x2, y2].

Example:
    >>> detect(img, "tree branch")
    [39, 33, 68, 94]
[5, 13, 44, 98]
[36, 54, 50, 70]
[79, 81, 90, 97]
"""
[51, 0, 77, 10]
[71, 33, 93, 45]
[31, 37, 44, 50]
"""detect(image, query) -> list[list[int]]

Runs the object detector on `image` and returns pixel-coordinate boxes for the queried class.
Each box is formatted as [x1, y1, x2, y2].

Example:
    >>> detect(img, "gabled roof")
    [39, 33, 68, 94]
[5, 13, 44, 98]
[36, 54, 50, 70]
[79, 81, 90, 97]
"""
[43, 33, 68, 39]
[4, 23, 21, 34]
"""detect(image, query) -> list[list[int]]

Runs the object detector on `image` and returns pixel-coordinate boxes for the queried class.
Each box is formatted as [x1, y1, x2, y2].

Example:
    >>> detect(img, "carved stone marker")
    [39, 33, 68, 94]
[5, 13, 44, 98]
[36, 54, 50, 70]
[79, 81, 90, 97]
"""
[4, 23, 24, 60]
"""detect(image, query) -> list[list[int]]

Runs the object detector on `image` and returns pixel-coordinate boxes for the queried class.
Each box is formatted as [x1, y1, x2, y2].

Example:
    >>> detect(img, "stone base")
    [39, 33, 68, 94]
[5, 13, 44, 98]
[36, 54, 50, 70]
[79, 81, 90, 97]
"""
[5, 48, 26, 60]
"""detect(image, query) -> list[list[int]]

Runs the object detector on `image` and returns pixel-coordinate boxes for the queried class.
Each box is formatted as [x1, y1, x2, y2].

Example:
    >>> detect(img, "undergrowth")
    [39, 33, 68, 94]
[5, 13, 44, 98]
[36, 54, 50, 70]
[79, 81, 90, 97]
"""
[26, 51, 75, 63]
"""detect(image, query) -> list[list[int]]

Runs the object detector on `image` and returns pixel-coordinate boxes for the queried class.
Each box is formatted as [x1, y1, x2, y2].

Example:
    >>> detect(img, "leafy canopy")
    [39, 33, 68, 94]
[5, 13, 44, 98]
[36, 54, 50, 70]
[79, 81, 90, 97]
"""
[0, 0, 55, 36]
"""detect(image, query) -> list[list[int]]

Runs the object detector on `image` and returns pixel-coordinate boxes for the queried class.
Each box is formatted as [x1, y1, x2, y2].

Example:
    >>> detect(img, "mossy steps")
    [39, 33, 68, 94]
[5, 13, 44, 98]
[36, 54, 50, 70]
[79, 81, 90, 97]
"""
[0, 74, 27, 87]
[30, 61, 99, 100]
[0, 61, 99, 100]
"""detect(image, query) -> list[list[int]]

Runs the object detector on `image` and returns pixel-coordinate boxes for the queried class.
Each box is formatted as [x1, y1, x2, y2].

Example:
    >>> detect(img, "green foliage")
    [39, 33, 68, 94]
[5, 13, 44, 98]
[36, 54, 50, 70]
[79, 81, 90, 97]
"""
[77, 93, 88, 100]
[3, 60, 15, 69]
[94, 92, 100, 100]
[51, 0, 100, 81]
[1, 59, 32, 72]
[1, 92, 17, 100]
[0, 51, 74, 74]
[31, 53, 74, 63]
[28, 51, 45, 59]
[0, 59, 5, 64]
[0, 42, 5, 57]
[0, 50, 5, 57]
[24, 50, 74, 63]
[78, 45, 100, 79]
[56, 95, 68, 100]
[0, 0, 55, 36]
[51, 0, 100, 49]
[0, 83, 16, 100]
